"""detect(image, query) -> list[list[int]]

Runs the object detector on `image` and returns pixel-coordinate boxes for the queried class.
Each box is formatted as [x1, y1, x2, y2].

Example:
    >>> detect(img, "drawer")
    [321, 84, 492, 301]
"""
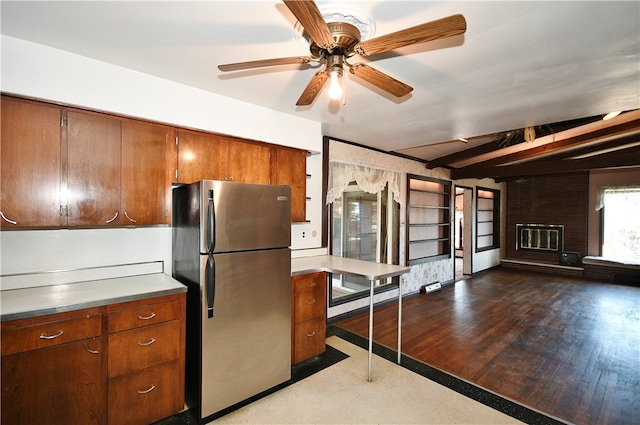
[1, 313, 102, 356]
[108, 320, 181, 378]
[292, 272, 326, 294]
[108, 297, 182, 333]
[293, 291, 326, 323]
[108, 360, 183, 425]
[293, 317, 326, 364]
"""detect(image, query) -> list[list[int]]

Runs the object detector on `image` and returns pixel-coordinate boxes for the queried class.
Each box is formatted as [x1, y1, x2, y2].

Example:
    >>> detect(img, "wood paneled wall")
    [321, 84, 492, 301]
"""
[506, 172, 589, 263]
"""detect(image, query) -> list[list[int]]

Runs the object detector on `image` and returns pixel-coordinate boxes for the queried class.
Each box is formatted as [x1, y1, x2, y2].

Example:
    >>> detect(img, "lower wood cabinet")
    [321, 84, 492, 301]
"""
[0, 293, 186, 425]
[291, 272, 327, 364]
[1, 308, 105, 425]
[107, 295, 185, 425]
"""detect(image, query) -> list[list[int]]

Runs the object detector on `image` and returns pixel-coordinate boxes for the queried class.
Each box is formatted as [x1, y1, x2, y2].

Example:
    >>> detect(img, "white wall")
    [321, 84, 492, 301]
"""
[0, 35, 324, 276]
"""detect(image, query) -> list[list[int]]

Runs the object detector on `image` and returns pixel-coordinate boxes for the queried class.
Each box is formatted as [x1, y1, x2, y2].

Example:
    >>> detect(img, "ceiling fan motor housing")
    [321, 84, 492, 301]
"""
[308, 21, 361, 58]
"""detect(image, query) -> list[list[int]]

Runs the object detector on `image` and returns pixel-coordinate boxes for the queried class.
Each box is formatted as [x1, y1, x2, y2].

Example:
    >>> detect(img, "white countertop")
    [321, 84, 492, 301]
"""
[0, 273, 186, 322]
[291, 255, 410, 280]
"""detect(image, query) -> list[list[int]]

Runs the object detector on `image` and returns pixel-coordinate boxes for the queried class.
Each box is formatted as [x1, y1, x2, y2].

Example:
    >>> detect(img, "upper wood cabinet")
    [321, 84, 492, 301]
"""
[1, 95, 308, 228]
[177, 130, 271, 184]
[0, 97, 62, 228]
[176, 129, 228, 183]
[67, 110, 122, 227]
[121, 120, 175, 225]
[228, 139, 271, 184]
[274, 146, 307, 223]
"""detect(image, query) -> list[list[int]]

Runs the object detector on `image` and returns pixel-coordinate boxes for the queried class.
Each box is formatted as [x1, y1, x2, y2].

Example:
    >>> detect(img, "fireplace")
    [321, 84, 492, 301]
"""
[516, 224, 564, 252]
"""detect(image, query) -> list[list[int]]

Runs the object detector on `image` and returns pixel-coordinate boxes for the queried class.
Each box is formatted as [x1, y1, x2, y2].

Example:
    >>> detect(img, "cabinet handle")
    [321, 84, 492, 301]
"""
[124, 211, 137, 223]
[305, 331, 316, 337]
[105, 211, 119, 223]
[137, 312, 156, 320]
[306, 299, 316, 305]
[305, 282, 317, 288]
[39, 330, 64, 340]
[137, 385, 156, 394]
[0, 211, 17, 225]
[138, 338, 156, 346]
[83, 342, 100, 354]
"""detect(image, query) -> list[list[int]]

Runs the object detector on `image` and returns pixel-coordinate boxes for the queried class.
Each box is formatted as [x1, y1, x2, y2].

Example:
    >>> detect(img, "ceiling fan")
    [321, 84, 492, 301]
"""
[218, 0, 467, 106]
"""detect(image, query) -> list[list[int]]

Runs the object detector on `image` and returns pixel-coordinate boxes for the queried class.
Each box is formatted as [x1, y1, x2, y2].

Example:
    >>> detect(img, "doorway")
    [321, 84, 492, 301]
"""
[455, 186, 473, 281]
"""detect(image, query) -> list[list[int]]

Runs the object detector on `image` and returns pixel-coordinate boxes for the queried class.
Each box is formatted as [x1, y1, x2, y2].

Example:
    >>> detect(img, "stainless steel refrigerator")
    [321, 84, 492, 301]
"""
[172, 180, 291, 421]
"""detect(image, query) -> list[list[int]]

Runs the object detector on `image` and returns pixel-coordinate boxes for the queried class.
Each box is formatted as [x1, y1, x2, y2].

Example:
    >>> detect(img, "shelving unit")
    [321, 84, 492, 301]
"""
[407, 175, 452, 265]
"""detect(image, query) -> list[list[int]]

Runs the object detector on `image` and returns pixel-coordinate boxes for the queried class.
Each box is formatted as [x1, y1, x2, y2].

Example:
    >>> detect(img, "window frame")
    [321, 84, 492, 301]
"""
[406, 174, 452, 265]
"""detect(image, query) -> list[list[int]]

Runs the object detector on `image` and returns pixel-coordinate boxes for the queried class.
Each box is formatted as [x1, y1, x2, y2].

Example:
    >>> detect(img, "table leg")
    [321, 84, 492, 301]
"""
[397, 276, 402, 364]
[368, 279, 375, 382]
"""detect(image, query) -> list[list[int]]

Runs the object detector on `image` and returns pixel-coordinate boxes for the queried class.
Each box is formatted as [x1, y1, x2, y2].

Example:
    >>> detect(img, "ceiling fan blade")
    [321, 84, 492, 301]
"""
[283, 0, 335, 49]
[296, 71, 328, 106]
[356, 14, 467, 56]
[349, 63, 413, 97]
[218, 56, 312, 72]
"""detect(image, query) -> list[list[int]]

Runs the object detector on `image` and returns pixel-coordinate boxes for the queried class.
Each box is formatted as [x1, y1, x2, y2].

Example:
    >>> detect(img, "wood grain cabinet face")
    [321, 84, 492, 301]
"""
[176, 129, 228, 183]
[121, 120, 175, 225]
[0, 294, 186, 425]
[291, 272, 327, 364]
[1, 309, 105, 425]
[107, 294, 186, 425]
[67, 110, 122, 227]
[275, 147, 307, 223]
[0, 96, 62, 228]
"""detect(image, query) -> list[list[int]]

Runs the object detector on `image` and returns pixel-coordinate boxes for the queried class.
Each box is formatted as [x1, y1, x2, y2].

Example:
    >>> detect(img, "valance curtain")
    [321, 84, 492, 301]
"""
[596, 184, 640, 210]
[326, 160, 403, 206]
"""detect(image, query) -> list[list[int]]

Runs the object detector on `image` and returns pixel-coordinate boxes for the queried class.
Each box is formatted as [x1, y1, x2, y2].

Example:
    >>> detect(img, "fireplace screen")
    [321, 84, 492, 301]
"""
[516, 224, 564, 252]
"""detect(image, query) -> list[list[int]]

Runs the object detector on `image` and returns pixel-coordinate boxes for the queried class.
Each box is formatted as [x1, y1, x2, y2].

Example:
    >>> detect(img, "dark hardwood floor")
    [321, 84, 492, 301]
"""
[335, 267, 640, 425]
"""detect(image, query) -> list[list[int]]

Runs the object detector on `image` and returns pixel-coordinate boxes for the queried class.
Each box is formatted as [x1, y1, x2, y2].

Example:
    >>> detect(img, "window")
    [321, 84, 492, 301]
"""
[407, 175, 451, 265]
[330, 183, 400, 304]
[476, 187, 500, 251]
[600, 186, 640, 261]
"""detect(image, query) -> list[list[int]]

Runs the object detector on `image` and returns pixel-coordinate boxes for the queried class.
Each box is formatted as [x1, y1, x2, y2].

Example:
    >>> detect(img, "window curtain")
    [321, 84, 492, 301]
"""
[596, 184, 640, 210]
[326, 160, 403, 206]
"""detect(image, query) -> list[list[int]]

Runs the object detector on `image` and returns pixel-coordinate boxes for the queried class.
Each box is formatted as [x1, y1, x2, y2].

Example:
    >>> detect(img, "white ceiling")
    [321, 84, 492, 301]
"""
[2, 1, 639, 161]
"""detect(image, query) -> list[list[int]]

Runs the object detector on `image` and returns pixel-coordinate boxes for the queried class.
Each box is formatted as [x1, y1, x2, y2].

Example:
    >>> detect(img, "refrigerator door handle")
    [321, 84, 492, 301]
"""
[206, 255, 216, 318]
[207, 190, 216, 253]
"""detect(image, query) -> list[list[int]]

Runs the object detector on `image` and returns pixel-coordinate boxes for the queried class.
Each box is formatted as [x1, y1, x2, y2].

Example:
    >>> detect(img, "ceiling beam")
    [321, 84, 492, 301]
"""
[448, 118, 640, 179]
[454, 145, 640, 180]
[425, 140, 500, 169]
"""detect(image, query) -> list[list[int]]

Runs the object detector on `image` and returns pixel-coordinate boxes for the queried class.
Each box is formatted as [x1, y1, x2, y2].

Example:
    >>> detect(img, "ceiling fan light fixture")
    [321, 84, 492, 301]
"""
[603, 111, 622, 120]
[327, 54, 344, 100]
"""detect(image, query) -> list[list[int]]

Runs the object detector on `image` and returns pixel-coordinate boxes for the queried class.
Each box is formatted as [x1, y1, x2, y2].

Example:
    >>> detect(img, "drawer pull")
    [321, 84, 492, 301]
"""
[305, 331, 316, 337]
[83, 343, 100, 354]
[137, 385, 156, 394]
[137, 312, 156, 320]
[138, 338, 156, 346]
[306, 299, 316, 305]
[39, 330, 64, 340]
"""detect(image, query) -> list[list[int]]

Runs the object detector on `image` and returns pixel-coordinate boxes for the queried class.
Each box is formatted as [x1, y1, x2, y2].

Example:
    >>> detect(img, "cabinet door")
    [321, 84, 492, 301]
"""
[228, 139, 271, 184]
[0, 96, 62, 228]
[67, 110, 122, 226]
[177, 130, 228, 183]
[1, 338, 105, 425]
[275, 146, 307, 222]
[121, 120, 174, 225]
